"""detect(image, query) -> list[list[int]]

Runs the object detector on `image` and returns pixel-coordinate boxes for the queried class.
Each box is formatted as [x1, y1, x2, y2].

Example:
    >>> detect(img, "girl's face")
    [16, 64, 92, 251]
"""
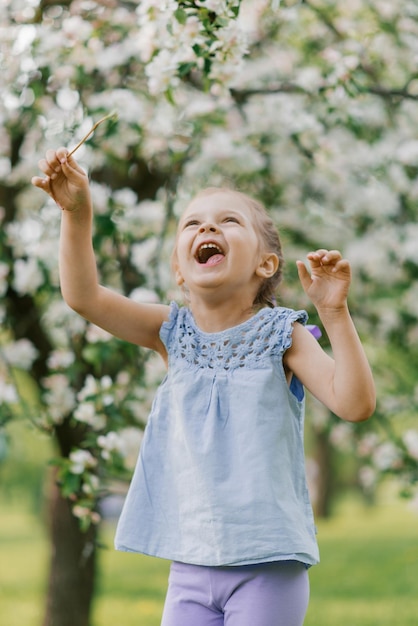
[174, 191, 278, 302]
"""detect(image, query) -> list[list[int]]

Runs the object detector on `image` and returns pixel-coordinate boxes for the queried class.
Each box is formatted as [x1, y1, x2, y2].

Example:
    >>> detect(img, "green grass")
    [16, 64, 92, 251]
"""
[0, 491, 417, 626]
[305, 495, 418, 626]
[0, 499, 48, 626]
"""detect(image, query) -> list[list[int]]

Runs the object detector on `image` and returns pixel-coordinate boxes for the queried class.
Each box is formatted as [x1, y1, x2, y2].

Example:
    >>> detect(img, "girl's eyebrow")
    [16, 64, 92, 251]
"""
[180, 214, 199, 226]
[180, 207, 244, 226]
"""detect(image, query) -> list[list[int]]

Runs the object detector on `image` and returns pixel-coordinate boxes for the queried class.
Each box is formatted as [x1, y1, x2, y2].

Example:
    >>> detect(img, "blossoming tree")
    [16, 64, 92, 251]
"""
[1, 0, 418, 624]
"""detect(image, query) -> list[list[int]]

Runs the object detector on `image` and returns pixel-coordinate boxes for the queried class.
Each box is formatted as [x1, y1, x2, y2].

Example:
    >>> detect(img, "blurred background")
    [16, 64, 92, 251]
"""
[1, 1, 418, 625]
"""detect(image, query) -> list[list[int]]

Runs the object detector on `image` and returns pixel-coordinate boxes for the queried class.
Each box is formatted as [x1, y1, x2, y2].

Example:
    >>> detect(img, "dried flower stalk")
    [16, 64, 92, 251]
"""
[67, 112, 118, 157]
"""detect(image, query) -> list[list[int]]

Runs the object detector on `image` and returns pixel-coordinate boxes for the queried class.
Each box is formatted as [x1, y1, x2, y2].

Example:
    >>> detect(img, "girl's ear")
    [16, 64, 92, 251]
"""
[256, 253, 279, 279]
[171, 249, 184, 286]
[175, 265, 185, 286]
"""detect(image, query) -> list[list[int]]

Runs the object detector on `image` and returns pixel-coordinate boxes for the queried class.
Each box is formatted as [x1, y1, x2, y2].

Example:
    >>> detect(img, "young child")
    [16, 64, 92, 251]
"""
[32, 148, 375, 626]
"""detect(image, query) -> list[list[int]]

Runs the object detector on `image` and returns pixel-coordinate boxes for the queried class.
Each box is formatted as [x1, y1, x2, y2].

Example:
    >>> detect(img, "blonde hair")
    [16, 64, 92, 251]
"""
[173, 187, 284, 308]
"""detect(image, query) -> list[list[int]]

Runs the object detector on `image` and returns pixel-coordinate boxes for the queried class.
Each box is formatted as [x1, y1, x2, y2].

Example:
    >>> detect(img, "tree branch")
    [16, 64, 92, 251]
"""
[366, 84, 418, 101]
[230, 80, 418, 106]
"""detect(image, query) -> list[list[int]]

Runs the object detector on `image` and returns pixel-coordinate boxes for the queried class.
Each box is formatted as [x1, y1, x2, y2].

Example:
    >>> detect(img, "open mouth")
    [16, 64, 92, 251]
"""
[196, 242, 225, 266]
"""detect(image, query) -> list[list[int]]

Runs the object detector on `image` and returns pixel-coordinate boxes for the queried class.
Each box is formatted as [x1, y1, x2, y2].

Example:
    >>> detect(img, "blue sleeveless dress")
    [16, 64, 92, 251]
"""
[115, 302, 319, 567]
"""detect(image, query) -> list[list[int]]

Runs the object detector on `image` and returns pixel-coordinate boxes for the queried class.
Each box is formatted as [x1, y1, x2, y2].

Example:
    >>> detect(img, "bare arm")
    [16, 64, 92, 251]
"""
[32, 148, 169, 359]
[284, 249, 376, 422]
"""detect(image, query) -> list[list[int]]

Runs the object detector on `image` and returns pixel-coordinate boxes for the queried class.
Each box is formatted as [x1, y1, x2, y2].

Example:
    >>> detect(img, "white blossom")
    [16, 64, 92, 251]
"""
[78, 376, 99, 401]
[329, 423, 354, 452]
[403, 430, 418, 461]
[358, 465, 377, 490]
[43, 374, 76, 424]
[402, 282, 418, 319]
[69, 449, 97, 474]
[357, 433, 380, 457]
[73, 504, 91, 518]
[6, 218, 43, 256]
[85, 324, 113, 343]
[399, 224, 418, 265]
[72, 505, 101, 525]
[56, 87, 80, 112]
[41, 301, 87, 344]
[372, 442, 402, 471]
[145, 49, 181, 96]
[1, 339, 38, 370]
[113, 188, 138, 208]
[0, 378, 18, 404]
[47, 349, 75, 370]
[129, 287, 160, 304]
[12, 257, 44, 295]
[82, 474, 100, 495]
[396, 140, 418, 166]
[97, 431, 126, 460]
[100, 376, 113, 391]
[74, 402, 106, 431]
[131, 237, 158, 273]
[62, 15, 93, 42]
[111, 198, 165, 238]
[88, 181, 111, 215]
[195, 0, 239, 12]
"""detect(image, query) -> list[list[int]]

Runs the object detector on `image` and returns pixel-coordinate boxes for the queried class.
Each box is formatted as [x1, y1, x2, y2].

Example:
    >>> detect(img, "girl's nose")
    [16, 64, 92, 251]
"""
[199, 222, 218, 233]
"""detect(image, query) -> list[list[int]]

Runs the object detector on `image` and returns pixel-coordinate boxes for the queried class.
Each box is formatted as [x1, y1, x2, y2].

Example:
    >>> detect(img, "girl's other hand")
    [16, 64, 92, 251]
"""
[31, 148, 90, 213]
[296, 249, 351, 313]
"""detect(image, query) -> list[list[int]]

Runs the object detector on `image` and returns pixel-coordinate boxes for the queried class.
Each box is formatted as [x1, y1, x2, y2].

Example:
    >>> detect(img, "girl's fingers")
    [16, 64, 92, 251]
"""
[56, 147, 69, 162]
[31, 175, 48, 189]
[45, 148, 62, 171]
[307, 249, 344, 269]
[321, 250, 343, 265]
[333, 259, 351, 274]
[37, 157, 53, 176]
[56, 149, 86, 178]
[38, 148, 72, 177]
[308, 249, 341, 261]
[296, 260, 313, 292]
[37, 157, 62, 181]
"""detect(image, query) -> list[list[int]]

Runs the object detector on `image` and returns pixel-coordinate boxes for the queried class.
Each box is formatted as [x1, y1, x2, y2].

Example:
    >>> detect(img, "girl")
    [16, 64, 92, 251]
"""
[32, 148, 375, 626]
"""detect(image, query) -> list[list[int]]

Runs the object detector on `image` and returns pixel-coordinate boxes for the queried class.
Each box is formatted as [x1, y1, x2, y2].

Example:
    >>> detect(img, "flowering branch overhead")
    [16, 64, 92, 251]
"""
[1, 0, 418, 531]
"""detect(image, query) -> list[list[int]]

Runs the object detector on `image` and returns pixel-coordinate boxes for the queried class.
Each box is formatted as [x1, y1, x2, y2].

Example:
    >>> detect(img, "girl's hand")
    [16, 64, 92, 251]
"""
[31, 148, 90, 212]
[296, 249, 351, 313]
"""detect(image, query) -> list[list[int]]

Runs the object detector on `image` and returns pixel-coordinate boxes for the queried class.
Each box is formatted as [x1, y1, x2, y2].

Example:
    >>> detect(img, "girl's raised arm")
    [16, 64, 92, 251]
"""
[285, 249, 375, 422]
[31, 148, 169, 359]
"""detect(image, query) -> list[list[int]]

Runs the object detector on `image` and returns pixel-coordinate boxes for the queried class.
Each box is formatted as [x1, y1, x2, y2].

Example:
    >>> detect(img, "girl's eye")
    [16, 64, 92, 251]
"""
[224, 217, 239, 223]
[184, 220, 199, 228]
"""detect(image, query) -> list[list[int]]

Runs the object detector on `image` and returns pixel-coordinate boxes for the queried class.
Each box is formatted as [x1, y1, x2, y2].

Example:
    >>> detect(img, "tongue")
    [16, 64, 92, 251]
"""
[205, 253, 224, 266]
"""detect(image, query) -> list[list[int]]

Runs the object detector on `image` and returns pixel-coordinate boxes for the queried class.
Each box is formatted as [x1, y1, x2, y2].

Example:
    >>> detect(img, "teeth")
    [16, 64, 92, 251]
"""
[200, 243, 222, 252]
[197, 242, 224, 263]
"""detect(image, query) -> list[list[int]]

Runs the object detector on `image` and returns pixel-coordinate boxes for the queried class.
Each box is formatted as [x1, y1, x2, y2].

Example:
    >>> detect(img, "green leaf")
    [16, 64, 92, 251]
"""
[215, 17, 229, 27]
[78, 514, 92, 532]
[60, 472, 82, 498]
[174, 8, 188, 25]
[165, 87, 176, 106]
[178, 62, 196, 77]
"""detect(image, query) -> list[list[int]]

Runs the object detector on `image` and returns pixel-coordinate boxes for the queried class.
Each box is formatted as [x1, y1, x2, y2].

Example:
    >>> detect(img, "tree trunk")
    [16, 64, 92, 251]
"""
[43, 477, 97, 626]
[312, 428, 335, 518]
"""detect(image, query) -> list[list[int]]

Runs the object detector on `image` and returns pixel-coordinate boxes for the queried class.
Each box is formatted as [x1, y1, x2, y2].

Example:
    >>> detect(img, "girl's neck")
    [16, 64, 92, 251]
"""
[188, 296, 259, 333]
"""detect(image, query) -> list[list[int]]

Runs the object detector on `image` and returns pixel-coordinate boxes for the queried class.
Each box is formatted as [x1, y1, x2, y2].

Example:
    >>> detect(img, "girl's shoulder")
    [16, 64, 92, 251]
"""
[257, 306, 308, 354]
[272, 305, 308, 325]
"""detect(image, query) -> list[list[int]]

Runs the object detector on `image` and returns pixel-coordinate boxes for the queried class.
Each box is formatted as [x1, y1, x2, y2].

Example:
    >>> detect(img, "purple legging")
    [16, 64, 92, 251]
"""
[160, 560, 310, 626]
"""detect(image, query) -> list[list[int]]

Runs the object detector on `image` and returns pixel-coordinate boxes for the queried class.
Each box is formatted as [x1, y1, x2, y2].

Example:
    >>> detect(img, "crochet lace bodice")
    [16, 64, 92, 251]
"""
[163, 303, 308, 371]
